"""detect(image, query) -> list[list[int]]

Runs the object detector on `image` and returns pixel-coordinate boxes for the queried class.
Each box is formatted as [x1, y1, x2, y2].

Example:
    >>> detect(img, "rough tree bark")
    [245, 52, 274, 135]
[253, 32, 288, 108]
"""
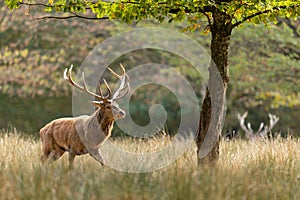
[196, 8, 233, 165]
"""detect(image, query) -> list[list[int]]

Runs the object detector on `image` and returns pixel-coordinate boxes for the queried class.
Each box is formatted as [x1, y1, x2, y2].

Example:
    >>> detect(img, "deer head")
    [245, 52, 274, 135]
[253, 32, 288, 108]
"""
[237, 112, 279, 140]
[63, 64, 130, 120]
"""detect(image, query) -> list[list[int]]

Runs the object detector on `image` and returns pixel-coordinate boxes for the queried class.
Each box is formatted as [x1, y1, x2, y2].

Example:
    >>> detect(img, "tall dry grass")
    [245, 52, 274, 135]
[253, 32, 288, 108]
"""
[0, 129, 299, 200]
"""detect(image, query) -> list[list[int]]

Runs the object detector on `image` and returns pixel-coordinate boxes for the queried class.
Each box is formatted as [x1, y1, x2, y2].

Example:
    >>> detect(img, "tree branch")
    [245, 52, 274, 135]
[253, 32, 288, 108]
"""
[20, 2, 54, 8]
[232, 4, 300, 28]
[123, 1, 214, 13]
[203, 12, 212, 31]
[20, 1, 97, 11]
[277, 17, 300, 38]
[36, 13, 109, 21]
[19, 0, 214, 21]
[18, 2, 108, 20]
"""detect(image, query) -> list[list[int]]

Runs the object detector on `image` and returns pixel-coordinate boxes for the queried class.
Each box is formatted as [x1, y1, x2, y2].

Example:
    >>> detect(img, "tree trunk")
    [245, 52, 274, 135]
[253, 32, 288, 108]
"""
[196, 9, 232, 165]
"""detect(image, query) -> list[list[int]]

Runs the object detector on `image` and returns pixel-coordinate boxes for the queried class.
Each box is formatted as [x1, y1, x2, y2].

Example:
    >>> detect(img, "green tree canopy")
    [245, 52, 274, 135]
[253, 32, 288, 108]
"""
[5, 1, 300, 25]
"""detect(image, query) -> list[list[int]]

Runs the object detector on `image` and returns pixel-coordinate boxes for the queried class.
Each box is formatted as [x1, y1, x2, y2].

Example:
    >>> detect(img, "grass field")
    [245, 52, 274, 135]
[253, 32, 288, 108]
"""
[0, 130, 299, 200]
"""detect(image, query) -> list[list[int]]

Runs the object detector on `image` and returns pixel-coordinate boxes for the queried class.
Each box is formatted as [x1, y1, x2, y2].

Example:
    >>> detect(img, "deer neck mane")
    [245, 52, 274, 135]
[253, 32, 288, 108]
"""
[83, 108, 115, 137]
[94, 108, 114, 136]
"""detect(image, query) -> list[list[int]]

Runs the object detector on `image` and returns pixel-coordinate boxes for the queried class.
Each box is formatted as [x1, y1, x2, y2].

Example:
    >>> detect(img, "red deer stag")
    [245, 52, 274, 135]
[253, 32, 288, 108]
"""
[40, 64, 130, 167]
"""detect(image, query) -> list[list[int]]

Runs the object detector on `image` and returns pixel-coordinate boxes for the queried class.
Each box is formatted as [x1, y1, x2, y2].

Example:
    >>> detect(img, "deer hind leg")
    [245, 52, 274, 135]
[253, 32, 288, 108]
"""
[41, 151, 50, 163]
[43, 145, 65, 164]
[40, 131, 65, 163]
[41, 142, 52, 163]
[40, 132, 50, 163]
[50, 149, 65, 161]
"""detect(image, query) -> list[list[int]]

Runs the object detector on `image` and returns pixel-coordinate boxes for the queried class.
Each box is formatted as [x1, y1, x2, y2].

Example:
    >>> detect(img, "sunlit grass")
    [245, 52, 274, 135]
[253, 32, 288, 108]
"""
[0, 130, 299, 200]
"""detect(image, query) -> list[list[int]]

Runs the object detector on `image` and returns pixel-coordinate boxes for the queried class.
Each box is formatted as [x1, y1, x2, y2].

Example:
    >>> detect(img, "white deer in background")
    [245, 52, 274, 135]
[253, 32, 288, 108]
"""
[237, 112, 279, 140]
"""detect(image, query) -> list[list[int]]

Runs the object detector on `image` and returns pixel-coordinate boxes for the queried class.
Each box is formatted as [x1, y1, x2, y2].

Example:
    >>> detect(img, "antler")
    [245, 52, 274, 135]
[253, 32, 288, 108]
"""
[64, 65, 108, 101]
[237, 112, 279, 140]
[258, 113, 280, 137]
[237, 112, 255, 139]
[64, 64, 130, 102]
[108, 63, 130, 100]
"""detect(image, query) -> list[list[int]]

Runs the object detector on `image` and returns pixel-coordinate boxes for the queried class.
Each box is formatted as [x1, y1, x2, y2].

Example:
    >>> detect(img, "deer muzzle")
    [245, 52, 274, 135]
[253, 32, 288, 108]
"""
[113, 109, 126, 120]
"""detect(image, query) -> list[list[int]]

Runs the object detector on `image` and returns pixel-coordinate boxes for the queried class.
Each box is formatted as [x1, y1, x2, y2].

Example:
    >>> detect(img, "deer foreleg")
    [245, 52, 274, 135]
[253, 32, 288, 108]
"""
[68, 150, 76, 169]
[89, 149, 105, 165]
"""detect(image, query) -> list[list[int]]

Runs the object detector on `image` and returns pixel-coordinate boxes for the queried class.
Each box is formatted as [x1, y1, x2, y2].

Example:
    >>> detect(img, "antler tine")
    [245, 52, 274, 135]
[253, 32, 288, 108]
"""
[105, 63, 130, 100]
[103, 79, 112, 98]
[267, 113, 279, 131]
[257, 122, 264, 133]
[112, 74, 130, 100]
[107, 63, 126, 78]
[107, 67, 121, 78]
[258, 114, 279, 138]
[96, 82, 103, 97]
[119, 63, 125, 75]
[237, 112, 247, 127]
[112, 83, 130, 100]
[237, 112, 254, 139]
[64, 65, 106, 101]
[64, 65, 84, 90]
[242, 111, 248, 118]
[63, 68, 69, 81]
[81, 72, 102, 98]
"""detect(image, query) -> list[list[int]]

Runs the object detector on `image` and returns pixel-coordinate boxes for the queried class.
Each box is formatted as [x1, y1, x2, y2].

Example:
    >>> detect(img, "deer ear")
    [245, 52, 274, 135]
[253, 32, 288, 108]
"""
[91, 100, 104, 107]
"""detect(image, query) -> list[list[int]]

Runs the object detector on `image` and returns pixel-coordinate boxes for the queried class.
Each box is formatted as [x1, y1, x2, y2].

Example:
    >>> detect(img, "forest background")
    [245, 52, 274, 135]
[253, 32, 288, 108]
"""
[0, 1, 299, 137]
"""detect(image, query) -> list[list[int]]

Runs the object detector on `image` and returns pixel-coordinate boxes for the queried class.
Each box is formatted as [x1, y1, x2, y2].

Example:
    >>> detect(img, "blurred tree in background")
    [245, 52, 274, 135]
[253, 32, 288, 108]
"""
[225, 20, 300, 135]
[0, 1, 114, 97]
[0, 1, 299, 138]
